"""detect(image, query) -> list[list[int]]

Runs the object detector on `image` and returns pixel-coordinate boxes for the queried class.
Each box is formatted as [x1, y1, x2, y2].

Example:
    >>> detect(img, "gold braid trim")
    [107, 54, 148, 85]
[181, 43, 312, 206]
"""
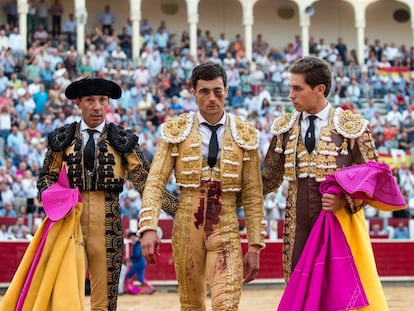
[271, 111, 299, 136]
[160, 111, 195, 144]
[229, 114, 259, 150]
[333, 108, 368, 139]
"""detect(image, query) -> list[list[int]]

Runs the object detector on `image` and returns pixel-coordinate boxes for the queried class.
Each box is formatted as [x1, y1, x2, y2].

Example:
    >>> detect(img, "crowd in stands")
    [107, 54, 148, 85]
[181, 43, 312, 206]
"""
[0, 7, 413, 241]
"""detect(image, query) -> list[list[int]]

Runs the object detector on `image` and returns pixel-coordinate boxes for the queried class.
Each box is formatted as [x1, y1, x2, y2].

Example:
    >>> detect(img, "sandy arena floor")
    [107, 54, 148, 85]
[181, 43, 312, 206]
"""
[81, 284, 413, 311]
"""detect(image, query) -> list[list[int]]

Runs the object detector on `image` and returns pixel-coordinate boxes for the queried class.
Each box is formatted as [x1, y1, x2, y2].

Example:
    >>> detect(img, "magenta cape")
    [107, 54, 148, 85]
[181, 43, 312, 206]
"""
[320, 161, 406, 211]
[277, 162, 406, 311]
[0, 168, 85, 311]
[277, 211, 369, 311]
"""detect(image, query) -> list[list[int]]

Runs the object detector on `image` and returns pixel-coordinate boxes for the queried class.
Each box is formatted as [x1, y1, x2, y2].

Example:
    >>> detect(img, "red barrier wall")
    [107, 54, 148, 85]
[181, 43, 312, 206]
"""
[2, 239, 413, 284]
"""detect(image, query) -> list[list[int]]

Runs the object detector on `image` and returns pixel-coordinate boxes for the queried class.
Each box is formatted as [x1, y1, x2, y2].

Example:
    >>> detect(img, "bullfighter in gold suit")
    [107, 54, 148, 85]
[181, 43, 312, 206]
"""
[139, 63, 266, 311]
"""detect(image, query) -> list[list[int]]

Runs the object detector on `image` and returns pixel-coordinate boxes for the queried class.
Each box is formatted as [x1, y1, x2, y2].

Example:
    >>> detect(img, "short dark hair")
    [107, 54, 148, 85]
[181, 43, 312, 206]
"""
[289, 56, 332, 97]
[191, 62, 227, 89]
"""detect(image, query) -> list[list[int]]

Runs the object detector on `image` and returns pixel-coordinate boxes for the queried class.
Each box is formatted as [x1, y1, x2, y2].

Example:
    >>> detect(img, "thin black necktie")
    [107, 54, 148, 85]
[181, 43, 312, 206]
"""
[84, 129, 98, 171]
[203, 123, 221, 168]
[305, 116, 317, 153]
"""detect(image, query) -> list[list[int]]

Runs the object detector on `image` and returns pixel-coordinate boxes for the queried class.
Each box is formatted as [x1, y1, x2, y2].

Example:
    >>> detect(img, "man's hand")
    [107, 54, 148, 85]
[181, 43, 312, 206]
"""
[140, 230, 160, 264]
[243, 251, 260, 283]
[321, 193, 346, 212]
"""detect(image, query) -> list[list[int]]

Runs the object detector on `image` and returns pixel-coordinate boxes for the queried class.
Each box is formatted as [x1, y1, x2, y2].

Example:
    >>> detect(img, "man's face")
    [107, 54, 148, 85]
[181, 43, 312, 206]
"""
[288, 73, 325, 115]
[192, 78, 227, 123]
[76, 95, 109, 128]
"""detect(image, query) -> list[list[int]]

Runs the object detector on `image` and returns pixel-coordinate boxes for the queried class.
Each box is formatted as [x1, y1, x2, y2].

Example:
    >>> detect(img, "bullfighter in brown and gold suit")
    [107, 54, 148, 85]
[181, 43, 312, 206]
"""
[262, 56, 389, 310]
[139, 63, 266, 311]
[37, 78, 177, 311]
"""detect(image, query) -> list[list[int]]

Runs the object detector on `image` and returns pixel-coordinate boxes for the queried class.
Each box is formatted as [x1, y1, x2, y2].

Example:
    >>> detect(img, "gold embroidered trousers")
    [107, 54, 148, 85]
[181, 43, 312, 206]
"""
[172, 181, 243, 311]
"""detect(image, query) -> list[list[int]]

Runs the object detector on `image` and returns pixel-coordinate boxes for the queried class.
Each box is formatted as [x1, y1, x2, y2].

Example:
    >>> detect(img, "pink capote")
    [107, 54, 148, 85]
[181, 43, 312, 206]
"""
[41, 165, 82, 221]
[325, 161, 406, 211]
[277, 162, 407, 311]
[0, 167, 84, 311]
[277, 210, 369, 311]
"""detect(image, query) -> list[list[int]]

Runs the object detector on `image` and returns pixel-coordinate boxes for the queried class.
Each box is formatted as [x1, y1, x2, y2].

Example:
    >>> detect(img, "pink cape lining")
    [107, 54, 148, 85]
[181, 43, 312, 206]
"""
[278, 161, 406, 311]
[15, 167, 82, 310]
[277, 211, 369, 311]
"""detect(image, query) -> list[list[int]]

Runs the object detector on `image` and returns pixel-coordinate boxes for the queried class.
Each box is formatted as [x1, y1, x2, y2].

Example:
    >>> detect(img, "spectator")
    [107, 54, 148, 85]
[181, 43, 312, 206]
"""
[363, 98, 378, 121]
[124, 232, 156, 295]
[386, 104, 403, 128]
[383, 89, 397, 112]
[370, 223, 388, 237]
[0, 29, 9, 51]
[62, 13, 77, 47]
[243, 92, 260, 115]
[96, 5, 116, 35]
[231, 88, 245, 109]
[6, 125, 24, 166]
[346, 78, 362, 108]
[216, 32, 230, 60]
[3, 0, 17, 28]
[0, 223, 10, 240]
[0, 181, 15, 209]
[386, 134, 406, 164]
[33, 24, 48, 46]
[36, 0, 49, 31]
[0, 201, 17, 217]
[179, 89, 197, 112]
[0, 102, 12, 142]
[264, 192, 278, 220]
[50, 0, 64, 38]
[118, 27, 132, 58]
[8, 26, 24, 65]
[252, 34, 269, 59]
[1, 48, 16, 78]
[392, 221, 409, 239]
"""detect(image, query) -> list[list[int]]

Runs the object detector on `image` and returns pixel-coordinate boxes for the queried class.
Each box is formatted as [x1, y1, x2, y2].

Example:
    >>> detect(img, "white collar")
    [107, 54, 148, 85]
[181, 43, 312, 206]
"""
[80, 120, 105, 133]
[302, 102, 331, 122]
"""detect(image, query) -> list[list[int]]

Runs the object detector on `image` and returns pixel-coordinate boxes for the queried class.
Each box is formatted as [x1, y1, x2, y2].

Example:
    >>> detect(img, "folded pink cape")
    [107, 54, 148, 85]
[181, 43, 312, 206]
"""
[41, 166, 82, 221]
[320, 161, 406, 211]
[277, 211, 369, 311]
[278, 162, 406, 311]
[14, 166, 82, 310]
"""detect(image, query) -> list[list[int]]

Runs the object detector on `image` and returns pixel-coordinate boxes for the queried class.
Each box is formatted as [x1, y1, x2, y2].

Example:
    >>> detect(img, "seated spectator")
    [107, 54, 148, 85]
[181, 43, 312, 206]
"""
[386, 134, 406, 164]
[392, 221, 409, 239]
[363, 98, 378, 121]
[370, 223, 388, 237]
[0, 201, 17, 217]
[385, 105, 403, 127]
[383, 90, 397, 112]
[0, 223, 10, 240]
[32, 24, 48, 45]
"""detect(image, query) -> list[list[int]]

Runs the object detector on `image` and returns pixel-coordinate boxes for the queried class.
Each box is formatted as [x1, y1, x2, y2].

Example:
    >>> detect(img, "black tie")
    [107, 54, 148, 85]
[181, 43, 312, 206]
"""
[305, 116, 317, 153]
[84, 129, 98, 171]
[204, 123, 221, 168]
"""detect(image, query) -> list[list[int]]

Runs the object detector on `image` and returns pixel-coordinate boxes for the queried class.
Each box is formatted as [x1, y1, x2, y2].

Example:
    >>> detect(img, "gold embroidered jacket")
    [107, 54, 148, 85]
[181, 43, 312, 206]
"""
[139, 112, 266, 249]
[262, 106, 379, 280]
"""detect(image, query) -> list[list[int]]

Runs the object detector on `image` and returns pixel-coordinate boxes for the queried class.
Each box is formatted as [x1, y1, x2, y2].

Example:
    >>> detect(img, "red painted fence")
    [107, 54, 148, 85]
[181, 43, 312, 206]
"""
[1, 239, 413, 285]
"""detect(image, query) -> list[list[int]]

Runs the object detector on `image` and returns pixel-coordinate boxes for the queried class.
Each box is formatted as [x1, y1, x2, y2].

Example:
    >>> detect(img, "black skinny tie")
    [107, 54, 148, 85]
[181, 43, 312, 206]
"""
[305, 116, 317, 153]
[204, 123, 221, 168]
[84, 129, 98, 171]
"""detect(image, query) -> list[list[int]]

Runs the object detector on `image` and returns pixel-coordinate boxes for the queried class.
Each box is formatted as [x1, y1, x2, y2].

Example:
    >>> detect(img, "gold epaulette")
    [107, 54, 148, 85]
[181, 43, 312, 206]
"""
[270, 111, 299, 136]
[333, 108, 368, 139]
[160, 111, 195, 144]
[229, 114, 259, 150]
